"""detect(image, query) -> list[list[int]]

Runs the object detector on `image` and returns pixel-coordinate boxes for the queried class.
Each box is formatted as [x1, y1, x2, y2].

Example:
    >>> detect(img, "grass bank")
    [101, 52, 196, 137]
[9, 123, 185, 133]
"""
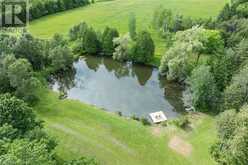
[28, 0, 227, 63]
[34, 88, 217, 165]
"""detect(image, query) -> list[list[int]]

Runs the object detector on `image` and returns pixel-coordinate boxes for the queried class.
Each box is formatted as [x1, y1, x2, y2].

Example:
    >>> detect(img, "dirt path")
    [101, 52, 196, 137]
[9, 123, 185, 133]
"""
[151, 126, 162, 137]
[168, 136, 192, 157]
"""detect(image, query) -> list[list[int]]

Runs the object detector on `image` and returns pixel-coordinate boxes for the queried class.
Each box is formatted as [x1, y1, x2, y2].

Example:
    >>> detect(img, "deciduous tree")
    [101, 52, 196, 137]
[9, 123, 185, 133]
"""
[0, 94, 41, 134]
[189, 65, 220, 111]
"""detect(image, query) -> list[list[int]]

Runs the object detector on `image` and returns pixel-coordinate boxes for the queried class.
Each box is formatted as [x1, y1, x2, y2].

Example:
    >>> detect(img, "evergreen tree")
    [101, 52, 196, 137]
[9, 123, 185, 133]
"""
[102, 27, 119, 56]
[129, 13, 136, 40]
[83, 28, 101, 54]
[130, 31, 155, 63]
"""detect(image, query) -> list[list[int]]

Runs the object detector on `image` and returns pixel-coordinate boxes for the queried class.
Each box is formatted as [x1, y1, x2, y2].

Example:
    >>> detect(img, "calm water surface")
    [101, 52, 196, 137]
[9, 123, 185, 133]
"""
[51, 56, 183, 119]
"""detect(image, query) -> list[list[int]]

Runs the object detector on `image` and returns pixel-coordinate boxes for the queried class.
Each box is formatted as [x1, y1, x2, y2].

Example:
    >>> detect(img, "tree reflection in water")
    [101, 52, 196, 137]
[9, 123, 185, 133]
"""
[51, 67, 76, 98]
[84, 56, 101, 72]
[159, 76, 184, 112]
[131, 64, 153, 86]
[51, 55, 183, 118]
[102, 57, 130, 79]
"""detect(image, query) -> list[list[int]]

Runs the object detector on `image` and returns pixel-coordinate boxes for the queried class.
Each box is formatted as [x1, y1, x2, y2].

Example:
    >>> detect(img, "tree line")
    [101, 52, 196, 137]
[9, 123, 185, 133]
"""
[21, 0, 91, 21]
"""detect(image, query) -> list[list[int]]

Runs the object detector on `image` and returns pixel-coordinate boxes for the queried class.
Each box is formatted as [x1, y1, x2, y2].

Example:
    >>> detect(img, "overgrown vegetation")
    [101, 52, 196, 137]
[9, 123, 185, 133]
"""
[169, 116, 190, 129]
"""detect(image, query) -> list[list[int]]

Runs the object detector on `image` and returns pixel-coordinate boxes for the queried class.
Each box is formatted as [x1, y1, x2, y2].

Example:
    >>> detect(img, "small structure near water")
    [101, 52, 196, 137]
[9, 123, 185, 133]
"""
[149, 111, 167, 124]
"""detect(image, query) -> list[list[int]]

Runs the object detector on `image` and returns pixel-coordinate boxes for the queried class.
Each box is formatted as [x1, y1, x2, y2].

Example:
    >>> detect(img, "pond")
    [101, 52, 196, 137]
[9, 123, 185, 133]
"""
[51, 56, 184, 119]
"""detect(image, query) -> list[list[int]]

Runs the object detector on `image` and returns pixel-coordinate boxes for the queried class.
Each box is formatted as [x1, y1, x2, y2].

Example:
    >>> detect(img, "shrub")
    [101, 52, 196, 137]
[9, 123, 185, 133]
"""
[170, 116, 190, 129]
[115, 111, 122, 116]
[131, 115, 140, 121]
[140, 118, 151, 126]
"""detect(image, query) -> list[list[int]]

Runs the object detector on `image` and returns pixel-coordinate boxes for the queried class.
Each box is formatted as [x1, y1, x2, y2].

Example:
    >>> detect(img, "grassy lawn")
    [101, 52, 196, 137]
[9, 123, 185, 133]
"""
[28, 0, 228, 62]
[34, 88, 217, 165]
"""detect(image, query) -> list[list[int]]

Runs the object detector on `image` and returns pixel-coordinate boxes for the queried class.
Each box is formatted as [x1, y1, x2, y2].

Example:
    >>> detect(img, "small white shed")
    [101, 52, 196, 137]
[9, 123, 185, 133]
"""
[149, 111, 167, 123]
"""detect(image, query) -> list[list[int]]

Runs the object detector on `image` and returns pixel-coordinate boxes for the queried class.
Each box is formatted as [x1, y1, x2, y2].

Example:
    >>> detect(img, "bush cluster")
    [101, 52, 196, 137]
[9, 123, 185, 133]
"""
[169, 116, 190, 129]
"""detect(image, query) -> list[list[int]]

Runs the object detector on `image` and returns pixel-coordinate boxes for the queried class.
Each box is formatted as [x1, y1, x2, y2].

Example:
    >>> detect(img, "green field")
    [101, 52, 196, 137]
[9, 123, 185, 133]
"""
[28, 0, 228, 61]
[35, 89, 217, 165]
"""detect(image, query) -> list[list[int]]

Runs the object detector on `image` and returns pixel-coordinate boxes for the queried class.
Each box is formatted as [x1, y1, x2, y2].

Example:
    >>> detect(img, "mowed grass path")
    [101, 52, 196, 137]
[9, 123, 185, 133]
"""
[35, 89, 217, 165]
[28, 0, 227, 60]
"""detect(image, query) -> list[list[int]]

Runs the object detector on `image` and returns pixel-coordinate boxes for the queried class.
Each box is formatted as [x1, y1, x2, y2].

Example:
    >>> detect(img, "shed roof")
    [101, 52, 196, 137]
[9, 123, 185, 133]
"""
[149, 111, 167, 123]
